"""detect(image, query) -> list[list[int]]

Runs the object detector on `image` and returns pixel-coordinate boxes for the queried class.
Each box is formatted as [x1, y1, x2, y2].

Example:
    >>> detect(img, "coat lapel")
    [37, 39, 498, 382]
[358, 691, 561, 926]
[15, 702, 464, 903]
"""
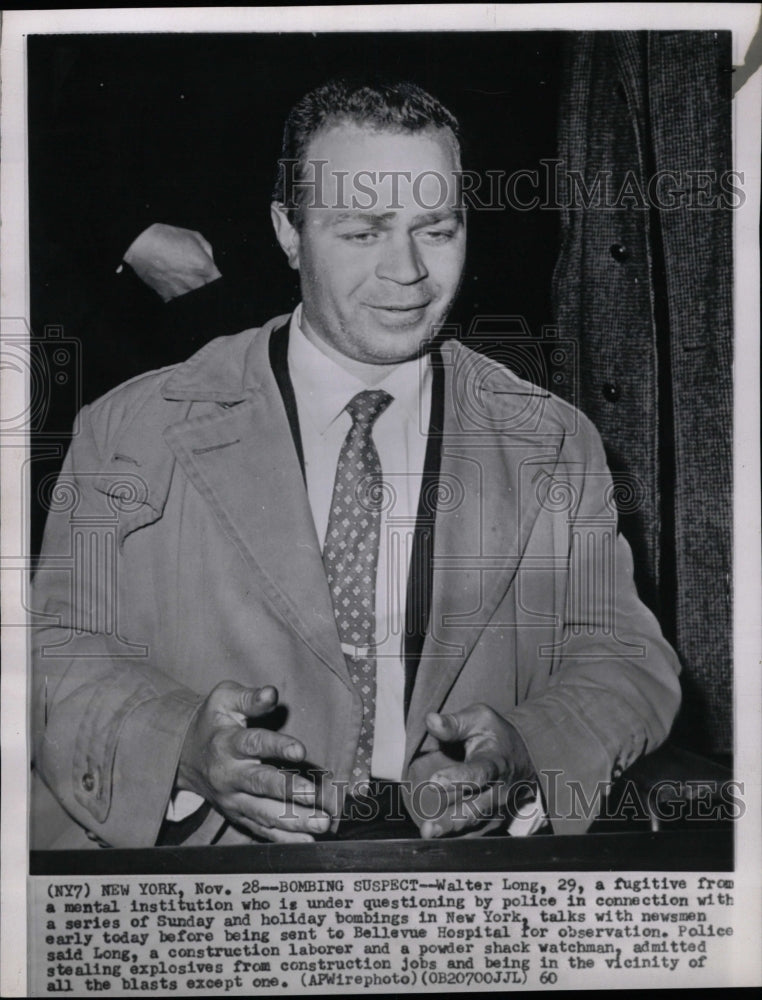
[404, 341, 565, 764]
[161, 322, 350, 689]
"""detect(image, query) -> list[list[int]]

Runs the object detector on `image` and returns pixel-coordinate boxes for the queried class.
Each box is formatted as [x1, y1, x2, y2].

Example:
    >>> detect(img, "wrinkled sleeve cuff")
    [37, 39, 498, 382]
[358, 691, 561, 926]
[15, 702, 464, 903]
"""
[73, 688, 203, 847]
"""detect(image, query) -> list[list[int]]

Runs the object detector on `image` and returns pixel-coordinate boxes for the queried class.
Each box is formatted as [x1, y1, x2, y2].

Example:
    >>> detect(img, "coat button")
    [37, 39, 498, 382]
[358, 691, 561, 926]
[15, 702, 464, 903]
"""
[82, 773, 95, 792]
[610, 243, 630, 262]
[602, 383, 621, 402]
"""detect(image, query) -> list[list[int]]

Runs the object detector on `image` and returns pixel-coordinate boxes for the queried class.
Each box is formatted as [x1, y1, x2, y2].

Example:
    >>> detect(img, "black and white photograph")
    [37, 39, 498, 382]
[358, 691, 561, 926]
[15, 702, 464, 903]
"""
[1, 4, 760, 995]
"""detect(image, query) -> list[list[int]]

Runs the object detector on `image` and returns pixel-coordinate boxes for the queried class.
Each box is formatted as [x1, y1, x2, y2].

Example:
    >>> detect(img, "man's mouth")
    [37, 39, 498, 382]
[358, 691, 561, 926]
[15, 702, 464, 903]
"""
[366, 302, 431, 312]
[368, 302, 431, 330]
[365, 303, 432, 328]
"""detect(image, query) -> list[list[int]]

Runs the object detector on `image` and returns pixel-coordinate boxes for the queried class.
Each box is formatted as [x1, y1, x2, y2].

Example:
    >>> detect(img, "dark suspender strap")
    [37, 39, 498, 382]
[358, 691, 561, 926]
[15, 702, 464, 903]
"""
[268, 319, 306, 481]
[403, 345, 444, 718]
[269, 318, 442, 716]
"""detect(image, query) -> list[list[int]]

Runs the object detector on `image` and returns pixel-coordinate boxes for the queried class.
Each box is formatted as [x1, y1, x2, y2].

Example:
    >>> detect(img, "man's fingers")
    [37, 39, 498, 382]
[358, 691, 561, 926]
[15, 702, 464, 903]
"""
[425, 710, 459, 742]
[193, 231, 216, 259]
[241, 684, 279, 718]
[232, 761, 317, 803]
[123, 223, 221, 300]
[259, 827, 317, 845]
[426, 704, 490, 743]
[429, 758, 500, 800]
[228, 792, 330, 837]
[234, 818, 317, 846]
[210, 681, 280, 721]
[426, 705, 514, 773]
[420, 784, 502, 839]
[231, 725, 306, 764]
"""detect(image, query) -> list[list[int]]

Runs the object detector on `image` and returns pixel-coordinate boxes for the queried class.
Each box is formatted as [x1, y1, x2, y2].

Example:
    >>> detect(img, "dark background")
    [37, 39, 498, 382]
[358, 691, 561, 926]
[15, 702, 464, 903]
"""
[28, 31, 563, 553]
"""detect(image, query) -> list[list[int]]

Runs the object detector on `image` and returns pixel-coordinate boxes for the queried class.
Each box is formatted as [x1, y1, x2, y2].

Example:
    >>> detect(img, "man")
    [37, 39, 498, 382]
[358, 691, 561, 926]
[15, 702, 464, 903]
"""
[31, 78, 681, 849]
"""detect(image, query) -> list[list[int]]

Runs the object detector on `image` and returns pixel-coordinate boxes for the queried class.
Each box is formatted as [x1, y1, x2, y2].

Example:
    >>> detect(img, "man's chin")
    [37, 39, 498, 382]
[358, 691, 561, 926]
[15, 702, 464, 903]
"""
[357, 317, 442, 364]
[360, 332, 433, 365]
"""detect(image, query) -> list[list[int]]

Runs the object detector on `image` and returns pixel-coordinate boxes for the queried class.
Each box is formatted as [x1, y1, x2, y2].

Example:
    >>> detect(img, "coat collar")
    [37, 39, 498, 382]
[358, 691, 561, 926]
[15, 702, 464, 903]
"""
[160, 313, 291, 403]
[91, 317, 289, 542]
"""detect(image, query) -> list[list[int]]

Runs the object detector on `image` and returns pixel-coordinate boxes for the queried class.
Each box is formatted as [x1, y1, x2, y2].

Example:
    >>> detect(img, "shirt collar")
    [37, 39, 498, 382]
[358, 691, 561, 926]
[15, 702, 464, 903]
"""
[287, 304, 430, 435]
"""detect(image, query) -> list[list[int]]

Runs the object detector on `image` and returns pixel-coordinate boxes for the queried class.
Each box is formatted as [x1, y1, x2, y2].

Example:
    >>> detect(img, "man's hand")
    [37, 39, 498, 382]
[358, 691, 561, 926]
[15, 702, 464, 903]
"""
[176, 682, 330, 843]
[419, 703, 537, 838]
[122, 223, 222, 301]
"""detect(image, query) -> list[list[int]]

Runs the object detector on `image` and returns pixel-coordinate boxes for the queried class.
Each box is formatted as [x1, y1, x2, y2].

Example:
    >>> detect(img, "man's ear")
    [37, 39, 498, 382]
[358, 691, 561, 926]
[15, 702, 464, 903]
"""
[270, 202, 300, 270]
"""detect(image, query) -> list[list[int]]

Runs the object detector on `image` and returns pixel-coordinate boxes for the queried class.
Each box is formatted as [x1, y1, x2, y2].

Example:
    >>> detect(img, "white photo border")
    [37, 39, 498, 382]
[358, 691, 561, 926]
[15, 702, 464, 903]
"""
[2, 5, 760, 995]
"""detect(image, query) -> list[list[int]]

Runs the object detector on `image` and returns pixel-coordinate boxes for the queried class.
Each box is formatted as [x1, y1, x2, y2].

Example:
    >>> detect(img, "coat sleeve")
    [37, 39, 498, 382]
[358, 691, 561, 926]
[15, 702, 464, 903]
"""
[506, 415, 682, 835]
[31, 403, 204, 848]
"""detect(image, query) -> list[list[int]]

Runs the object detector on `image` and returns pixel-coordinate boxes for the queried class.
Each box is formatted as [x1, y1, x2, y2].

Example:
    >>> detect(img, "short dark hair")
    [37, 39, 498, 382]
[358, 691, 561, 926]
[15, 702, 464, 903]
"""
[272, 77, 461, 223]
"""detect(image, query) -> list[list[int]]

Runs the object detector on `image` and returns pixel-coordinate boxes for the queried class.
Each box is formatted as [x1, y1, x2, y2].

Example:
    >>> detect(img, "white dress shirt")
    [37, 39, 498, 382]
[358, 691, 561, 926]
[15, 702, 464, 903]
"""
[288, 305, 432, 781]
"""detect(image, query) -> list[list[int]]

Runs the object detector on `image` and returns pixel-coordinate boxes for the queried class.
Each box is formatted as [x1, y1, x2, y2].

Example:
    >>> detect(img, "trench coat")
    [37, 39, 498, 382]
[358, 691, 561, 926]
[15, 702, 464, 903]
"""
[31, 315, 681, 848]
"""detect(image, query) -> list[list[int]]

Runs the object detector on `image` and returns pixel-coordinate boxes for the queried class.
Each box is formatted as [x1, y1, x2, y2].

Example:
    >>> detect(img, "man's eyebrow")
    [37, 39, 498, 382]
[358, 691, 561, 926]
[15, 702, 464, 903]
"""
[329, 209, 464, 226]
[410, 209, 465, 227]
[331, 211, 397, 225]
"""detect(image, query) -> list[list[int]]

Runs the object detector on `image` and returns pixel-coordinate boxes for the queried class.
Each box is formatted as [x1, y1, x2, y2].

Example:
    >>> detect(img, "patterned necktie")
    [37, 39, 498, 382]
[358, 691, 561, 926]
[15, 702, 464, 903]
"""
[323, 389, 393, 788]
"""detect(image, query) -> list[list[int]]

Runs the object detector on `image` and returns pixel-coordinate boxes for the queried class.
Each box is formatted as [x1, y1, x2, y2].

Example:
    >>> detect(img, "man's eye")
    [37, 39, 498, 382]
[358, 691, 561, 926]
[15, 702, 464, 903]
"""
[419, 229, 456, 243]
[341, 231, 380, 243]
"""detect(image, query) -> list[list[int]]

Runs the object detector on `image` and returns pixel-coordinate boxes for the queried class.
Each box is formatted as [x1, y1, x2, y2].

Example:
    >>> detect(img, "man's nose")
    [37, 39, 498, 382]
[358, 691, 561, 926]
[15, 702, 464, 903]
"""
[375, 234, 428, 284]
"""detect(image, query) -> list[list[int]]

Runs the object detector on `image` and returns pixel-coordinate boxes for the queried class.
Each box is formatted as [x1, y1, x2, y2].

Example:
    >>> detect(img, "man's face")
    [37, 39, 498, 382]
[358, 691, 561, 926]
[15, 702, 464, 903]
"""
[272, 123, 466, 365]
